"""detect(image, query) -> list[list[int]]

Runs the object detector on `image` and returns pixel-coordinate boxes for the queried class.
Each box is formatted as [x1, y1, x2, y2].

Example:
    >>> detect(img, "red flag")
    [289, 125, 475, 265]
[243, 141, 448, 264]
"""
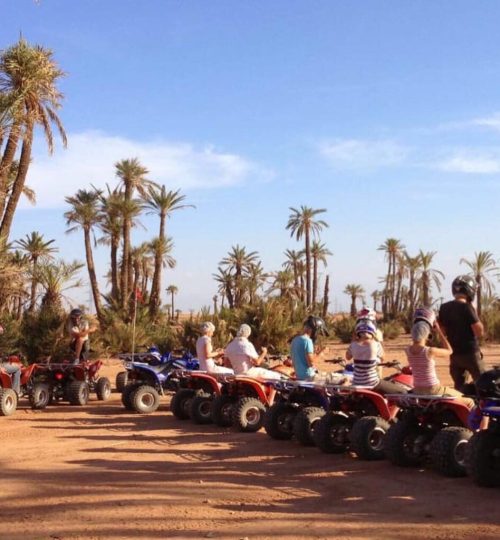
[135, 288, 144, 303]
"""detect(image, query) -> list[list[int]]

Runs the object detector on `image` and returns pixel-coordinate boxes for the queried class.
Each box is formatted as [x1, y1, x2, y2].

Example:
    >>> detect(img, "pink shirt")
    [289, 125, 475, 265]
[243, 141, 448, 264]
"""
[405, 346, 440, 388]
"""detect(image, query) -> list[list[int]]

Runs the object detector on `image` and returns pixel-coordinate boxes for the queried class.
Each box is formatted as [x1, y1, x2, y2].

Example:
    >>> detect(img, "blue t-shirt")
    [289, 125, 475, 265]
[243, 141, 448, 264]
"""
[290, 334, 314, 379]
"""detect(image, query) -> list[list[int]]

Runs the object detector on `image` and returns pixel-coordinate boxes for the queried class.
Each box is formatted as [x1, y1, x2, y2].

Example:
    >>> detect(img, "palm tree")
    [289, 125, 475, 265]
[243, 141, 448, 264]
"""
[460, 251, 498, 317]
[14, 231, 57, 312]
[0, 38, 67, 240]
[269, 270, 296, 299]
[130, 242, 151, 306]
[283, 249, 303, 298]
[378, 238, 405, 316]
[286, 206, 328, 307]
[142, 185, 194, 317]
[220, 245, 260, 308]
[64, 189, 104, 323]
[37, 259, 83, 311]
[245, 261, 268, 304]
[114, 158, 153, 308]
[213, 266, 234, 309]
[166, 284, 178, 319]
[147, 236, 176, 316]
[404, 252, 423, 316]
[212, 294, 218, 315]
[344, 284, 365, 317]
[417, 250, 444, 307]
[310, 241, 332, 306]
[371, 290, 381, 313]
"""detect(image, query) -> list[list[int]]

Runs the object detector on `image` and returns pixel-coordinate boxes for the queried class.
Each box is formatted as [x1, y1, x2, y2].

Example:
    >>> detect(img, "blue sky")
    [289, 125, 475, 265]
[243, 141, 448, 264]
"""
[2, 0, 500, 311]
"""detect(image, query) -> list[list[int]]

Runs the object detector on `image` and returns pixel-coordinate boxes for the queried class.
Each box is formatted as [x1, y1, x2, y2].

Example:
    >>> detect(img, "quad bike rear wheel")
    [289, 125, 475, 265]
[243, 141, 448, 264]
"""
[121, 383, 141, 410]
[211, 395, 236, 427]
[131, 385, 161, 414]
[170, 388, 195, 420]
[29, 382, 51, 410]
[115, 371, 128, 393]
[233, 397, 266, 433]
[429, 426, 472, 477]
[466, 430, 500, 487]
[190, 392, 214, 424]
[264, 402, 297, 440]
[95, 377, 112, 401]
[67, 380, 90, 406]
[293, 406, 325, 446]
[0, 388, 17, 416]
[385, 419, 431, 467]
[313, 412, 353, 454]
[350, 415, 391, 461]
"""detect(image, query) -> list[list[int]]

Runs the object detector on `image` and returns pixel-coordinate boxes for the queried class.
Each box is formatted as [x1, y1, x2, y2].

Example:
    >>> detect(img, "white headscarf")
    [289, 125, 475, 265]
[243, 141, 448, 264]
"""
[200, 321, 215, 335]
[237, 324, 252, 338]
[411, 321, 431, 342]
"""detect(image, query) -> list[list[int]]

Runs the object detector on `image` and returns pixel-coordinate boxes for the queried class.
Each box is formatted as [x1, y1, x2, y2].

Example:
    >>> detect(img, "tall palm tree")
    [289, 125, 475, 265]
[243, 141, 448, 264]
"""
[114, 158, 153, 308]
[0, 38, 67, 240]
[212, 294, 218, 315]
[286, 206, 328, 307]
[14, 231, 58, 312]
[371, 290, 381, 313]
[283, 249, 303, 298]
[460, 251, 498, 317]
[404, 252, 422, 316]
[142, 185, 194, 317]
[166, 284, 178, 319]
[64, 189, 104, 323]
[147, 236, 176, 316]
[245, 261, 268, 304]
[213, 266, 234, 309]
[220, 245, 260, 308]
[37, 259, 83, 312]
[417, 250, 444, 307]
[344, 284, 365, 317]
[310, 241, 332, 306]
[130, 242, 151, 307]
[269, 270, 296, 299]
[378, 238, 405, 316]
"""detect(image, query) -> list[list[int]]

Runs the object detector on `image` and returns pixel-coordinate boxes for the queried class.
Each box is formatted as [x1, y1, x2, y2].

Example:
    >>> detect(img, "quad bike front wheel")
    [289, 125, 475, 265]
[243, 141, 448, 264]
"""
[264, 402, 297, 440]
[0, 388, 18, 416]
[170, 388, 195, 420]
[211, 395, 236, 427]
[95, 377, 112, 401]
[67, 380, 90, 406]
[313, 412, 353, 454]
[293, 406, 325, 446]
[29, 382, 51, 410]
[350, 415, 391, 461]
[466, 430, 500, 487]
[115, 371, 128, 393]
[429, 426, 472, 477]
[190, 392, 214, 424]
[131, 385, 161, 414]
[385, 419, 432, 467]
[233, 397, 266, 433]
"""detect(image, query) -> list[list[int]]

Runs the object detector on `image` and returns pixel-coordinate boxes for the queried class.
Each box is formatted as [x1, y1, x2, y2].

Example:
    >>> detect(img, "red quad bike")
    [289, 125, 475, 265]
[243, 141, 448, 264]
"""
[170, 370, 230, 424]
[313, 361, 414, 460]
[37, 360, 112, 406]
[384, 393, 473, 477]
[0, 355, 47, 416]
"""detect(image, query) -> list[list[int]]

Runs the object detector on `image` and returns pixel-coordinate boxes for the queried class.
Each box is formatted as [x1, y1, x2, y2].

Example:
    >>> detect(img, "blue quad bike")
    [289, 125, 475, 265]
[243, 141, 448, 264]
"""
[466, 367, 500, 487]
[120, 348, 199, 414]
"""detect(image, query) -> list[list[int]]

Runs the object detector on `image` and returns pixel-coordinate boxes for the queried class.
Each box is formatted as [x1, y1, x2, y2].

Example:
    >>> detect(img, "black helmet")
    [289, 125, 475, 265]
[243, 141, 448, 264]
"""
[303, 315, 329, 341]
[70, 308, 83, 319]
[476, 368, 500, 399]
[452, 275, 476, 302]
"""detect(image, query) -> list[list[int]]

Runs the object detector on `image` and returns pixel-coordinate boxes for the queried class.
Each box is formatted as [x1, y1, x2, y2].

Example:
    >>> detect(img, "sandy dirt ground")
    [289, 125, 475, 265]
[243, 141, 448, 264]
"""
[1, 337, 499, 540]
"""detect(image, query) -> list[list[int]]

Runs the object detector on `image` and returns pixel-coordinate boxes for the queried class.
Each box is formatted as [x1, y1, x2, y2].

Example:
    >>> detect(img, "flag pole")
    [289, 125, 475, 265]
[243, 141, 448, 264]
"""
[131, 291, 138, 356]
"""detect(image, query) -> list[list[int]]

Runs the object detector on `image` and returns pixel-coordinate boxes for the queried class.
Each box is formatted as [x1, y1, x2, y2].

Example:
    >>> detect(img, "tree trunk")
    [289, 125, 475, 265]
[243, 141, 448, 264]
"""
[305, 229, 311, 308]
[120, 217, 130, 309]
[29, 257, 38, 312]
[476, 275, 482, 318]
[322, 275, 330, 318]
[110, 237, 120, 301]
[84, 227, 103, 324]
[0, 122, 33, 240]
[312, 255, 318, 307]
[0, 122, 21, 222]
[171, 292, 175, 319]
[350, 296, 356, 317]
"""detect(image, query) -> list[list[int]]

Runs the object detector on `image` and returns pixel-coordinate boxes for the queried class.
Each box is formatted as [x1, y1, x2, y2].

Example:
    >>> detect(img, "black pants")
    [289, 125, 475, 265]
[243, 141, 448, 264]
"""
[450, 351, 486, 391]
[373, 378, 409, 395]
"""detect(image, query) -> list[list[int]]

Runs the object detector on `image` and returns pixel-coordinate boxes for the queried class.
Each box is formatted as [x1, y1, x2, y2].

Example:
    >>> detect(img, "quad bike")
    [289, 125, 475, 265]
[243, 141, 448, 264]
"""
[263, 358, 350, 444]
[465, 367, 500, 487]
[35, 359, 112, 407]
[313, 361, 414, 460]
[121, 350, 199, 414]
[384, 393, 473, 477]
[0, 355, 47, 415]
[170, 369, 230, 423]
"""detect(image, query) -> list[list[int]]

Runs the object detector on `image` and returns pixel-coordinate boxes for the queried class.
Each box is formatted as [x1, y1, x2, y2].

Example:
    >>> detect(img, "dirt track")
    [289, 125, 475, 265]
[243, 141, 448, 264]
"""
[1, 338, 499, 540]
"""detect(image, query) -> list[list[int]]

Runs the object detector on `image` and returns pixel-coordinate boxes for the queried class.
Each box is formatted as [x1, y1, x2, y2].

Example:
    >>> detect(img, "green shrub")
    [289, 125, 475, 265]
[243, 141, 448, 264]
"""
[332, 316, 356, 344]
[379, 319, 404, 340]
[21, 306, 66, 363]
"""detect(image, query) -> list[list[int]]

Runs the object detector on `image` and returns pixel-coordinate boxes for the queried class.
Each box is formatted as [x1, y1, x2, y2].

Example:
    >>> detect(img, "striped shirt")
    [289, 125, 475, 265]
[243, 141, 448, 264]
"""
[405, 346, 440, 388]
[348, 341, 382, 387]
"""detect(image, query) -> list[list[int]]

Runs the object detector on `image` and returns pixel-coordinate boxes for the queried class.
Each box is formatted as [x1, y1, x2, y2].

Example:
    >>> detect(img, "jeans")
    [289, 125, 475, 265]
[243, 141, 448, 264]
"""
[2, 362, 21, 394]
[450, 351, 486, 391]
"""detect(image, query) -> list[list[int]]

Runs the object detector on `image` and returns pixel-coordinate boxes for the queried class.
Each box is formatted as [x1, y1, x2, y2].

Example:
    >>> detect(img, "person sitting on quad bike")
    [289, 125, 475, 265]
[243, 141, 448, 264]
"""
[225, 324, 282, 380]
[406, 307, 474, 408]
[0, 323, 21, 395]
[196, 321, 233, 374]
[67, 308, 97, 364]
[290, 316, 329, 380]
[346, 320, 407, 394]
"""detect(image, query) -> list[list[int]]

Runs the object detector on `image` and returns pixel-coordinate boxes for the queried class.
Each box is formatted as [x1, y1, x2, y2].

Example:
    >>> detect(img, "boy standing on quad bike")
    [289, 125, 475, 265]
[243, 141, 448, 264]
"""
[67, 308, 97, 363]
[438, 276, 485, 392]
[290, 316, 329, 380]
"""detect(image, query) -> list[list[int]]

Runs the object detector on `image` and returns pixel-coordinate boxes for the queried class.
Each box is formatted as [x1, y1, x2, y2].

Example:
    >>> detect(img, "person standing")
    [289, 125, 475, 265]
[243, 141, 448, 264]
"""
[67, 308, 97, 363]
[438, 275, 485, 391]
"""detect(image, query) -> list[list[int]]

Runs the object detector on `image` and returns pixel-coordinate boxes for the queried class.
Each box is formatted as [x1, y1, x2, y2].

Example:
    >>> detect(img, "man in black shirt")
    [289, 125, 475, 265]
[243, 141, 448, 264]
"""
[438, 275, 485, 391]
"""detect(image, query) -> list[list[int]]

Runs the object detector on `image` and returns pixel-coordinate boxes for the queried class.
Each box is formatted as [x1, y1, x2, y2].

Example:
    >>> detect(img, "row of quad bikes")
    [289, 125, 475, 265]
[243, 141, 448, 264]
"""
[0, 355, 112, 415]
[120, 353, 500, 488]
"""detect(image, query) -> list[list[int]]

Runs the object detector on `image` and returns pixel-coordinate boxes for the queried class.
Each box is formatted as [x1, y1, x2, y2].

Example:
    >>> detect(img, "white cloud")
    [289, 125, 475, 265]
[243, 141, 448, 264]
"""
[436, 153, 500, 174]
[471, 112, 500, 131]
[24, 131, 270, 208]
[319, 138, 409, 169]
